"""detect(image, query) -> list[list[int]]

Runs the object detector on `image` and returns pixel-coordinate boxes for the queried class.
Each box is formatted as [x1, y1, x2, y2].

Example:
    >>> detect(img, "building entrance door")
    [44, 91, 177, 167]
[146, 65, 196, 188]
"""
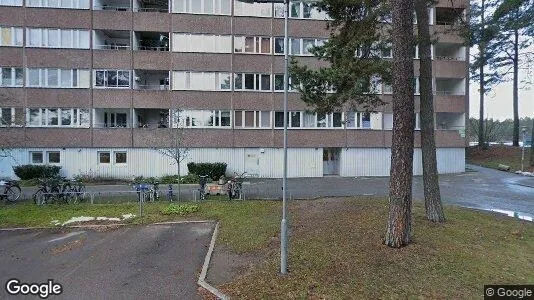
[323, 148, 340, 175]
[244, 150, 260, 177]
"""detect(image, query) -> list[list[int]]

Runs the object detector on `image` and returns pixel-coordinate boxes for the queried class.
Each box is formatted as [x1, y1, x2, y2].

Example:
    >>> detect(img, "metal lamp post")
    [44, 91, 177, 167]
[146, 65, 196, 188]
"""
[238, 0, 290, 275]
[521, 126, 527, 172]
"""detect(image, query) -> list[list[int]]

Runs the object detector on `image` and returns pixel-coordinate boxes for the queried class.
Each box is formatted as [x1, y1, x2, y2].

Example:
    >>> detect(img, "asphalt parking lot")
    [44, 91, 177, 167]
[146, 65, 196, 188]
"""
[0, 222, 215, 299]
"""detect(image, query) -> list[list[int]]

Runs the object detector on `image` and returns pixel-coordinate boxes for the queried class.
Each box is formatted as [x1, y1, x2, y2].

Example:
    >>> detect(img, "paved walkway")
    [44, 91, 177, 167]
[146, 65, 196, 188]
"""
[0, 223, 215, 299]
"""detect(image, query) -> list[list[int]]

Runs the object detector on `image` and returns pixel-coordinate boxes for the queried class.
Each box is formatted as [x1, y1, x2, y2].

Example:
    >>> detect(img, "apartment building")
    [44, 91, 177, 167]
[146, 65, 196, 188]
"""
[0, 0, 468, 179]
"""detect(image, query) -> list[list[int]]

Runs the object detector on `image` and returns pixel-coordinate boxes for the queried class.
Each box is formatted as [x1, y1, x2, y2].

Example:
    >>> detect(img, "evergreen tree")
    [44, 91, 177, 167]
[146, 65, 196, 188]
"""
[489, 0, 534, 146]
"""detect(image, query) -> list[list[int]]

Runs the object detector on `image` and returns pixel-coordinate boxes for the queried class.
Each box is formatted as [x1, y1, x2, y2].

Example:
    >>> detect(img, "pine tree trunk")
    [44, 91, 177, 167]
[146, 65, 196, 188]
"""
[478, 0, 485, 149]
[512, 27, 519, 147]
[415, 0, 445, 223]
[530, 117, 534, 167]
[385, 0, 415, 248]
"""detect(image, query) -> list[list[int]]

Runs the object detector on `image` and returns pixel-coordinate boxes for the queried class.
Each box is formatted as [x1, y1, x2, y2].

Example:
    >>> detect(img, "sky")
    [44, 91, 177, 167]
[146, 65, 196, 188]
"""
[468, 46, 534, 121]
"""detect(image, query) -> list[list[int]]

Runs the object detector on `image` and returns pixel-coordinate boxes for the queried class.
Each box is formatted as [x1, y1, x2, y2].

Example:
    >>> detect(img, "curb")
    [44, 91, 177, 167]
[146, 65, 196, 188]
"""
[198, 222, 230, 300]
[0, 220, 214, 231]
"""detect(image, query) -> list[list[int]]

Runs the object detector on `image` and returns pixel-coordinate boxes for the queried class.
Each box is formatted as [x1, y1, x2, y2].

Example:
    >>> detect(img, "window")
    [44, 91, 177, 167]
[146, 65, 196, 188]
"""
[275, 1, 329, 20]
[314, 112, 343, 128]
[172, 110, 231, 128]
[26, 108, 90, 127]
[0, 0, 23, 6]
[274, 37, 325, 56]
[234, 36, 271, 54]
[115, 152, 127, 164]
[26, 28, 90, 49]
[234, 1, 272, 17]
[172, 71, 231, 91]
[94, 70, 130, 88]
[26, 0, 90, 9]
[0, 67, 23, 87]
[346, 112, 371, 129]
[30, 152, 44, 164]
[0, 108, 15, 126]
[234, 110, 271, 128]
[0, 27, 23, 47]
[98, 152, 110, 164]
[26, 68, 90, 88]
[47, 151, 61, 164]
[234, 73, 271, 91]
[103, 112, 128, 128]
[274, 74, 295, 92]
[172, 33, 232, 53]
[172, 0, 231, 15]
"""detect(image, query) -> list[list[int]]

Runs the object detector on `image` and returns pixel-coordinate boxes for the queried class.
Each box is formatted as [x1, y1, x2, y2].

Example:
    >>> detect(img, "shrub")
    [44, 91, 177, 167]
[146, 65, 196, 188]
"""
[132, 176, 157, 184]
[13, 165, 61, 180]
[160, 204, 200, 216]
[179, 174, 199, 184]
[187, 162, 227, 181]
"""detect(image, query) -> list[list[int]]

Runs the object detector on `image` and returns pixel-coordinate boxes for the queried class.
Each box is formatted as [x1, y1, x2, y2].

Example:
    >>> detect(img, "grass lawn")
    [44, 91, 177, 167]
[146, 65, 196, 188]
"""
[1, 197, 532, 298]
[467, 145, 533, 172]
[219, 198, 533, 299]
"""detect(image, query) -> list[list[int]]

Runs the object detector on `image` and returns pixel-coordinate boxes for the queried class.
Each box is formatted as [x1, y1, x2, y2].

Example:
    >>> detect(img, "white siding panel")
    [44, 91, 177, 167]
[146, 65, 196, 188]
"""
[0, 147, 465, 179]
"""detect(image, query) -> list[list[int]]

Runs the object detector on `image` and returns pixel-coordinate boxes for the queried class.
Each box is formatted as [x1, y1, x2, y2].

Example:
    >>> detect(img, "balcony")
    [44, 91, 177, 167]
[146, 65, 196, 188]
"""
[93, 108, 132, 128]
[434, 42, 466, 61]
[435, 7, 464, 25]
[133, 70, 169, 90]
[436, 112, 465, 130]
[133, 0, 168, 12]
[133, 108, 170, 128]
[134, 31, 169, 51]
[93, 30, 131, 50]
[434, 77, 465, 96]
[93, 0, 130, 11]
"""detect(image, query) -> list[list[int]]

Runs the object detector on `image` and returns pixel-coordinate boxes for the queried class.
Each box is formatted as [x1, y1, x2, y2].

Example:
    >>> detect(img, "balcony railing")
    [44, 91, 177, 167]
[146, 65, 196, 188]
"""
[134, 7, 168, 13]
[93, 123, 130, 128]
[434, 90, 464, 96]
[95, 44, 130, 50]
[135, 84, 170, 90]
[435, 55, 464, 61]
[136, 45, 169, 51]
[136, 122, 170, 129]
[93, 5, 130, 11]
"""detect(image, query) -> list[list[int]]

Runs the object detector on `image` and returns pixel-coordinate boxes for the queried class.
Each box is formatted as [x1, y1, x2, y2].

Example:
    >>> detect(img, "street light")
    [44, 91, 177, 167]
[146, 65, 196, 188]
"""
[237, 0, 290, 275]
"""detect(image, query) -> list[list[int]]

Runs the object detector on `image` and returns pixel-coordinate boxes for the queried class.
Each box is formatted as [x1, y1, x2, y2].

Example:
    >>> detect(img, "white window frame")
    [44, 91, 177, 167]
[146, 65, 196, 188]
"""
[234, 110, 272, 129]
[98, 151, 111, 164]
[0, 26, 23, 47]
[0, 108, 16, 127]
[172, 109, 232, 128]
[172, 71, 231, 91]
[172, 0, 231, 15]
[234, 73, 271, 91]
[26, 68, 89, 88]
[234, 36, 272, 54]
[26, 108, 90, 128]
[93, 69, 131, 89]
[25, 28, 90, 49]
[0, 67, 23, 87]
[172, 33, 232, 53]
[47, 151, 61, 164]
[114, 151, 127, 165]
[30, 151, 44, 164]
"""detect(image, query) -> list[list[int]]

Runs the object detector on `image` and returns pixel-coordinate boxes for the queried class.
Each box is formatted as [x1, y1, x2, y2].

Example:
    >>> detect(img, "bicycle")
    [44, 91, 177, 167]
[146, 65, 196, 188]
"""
[68, 179, 86, 204]
[0, 179, 21, 203]
[227, 172, 247, 200]
[33, 177, 72, 205]
[198, 175, 209, 201]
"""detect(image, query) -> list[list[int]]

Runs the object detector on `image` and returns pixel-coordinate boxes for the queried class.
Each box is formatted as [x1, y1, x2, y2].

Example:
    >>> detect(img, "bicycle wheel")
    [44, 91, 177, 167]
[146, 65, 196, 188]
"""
[74, 184, 86, 203]
[5, 185, 21, 202]
[33, 189, 46, 206]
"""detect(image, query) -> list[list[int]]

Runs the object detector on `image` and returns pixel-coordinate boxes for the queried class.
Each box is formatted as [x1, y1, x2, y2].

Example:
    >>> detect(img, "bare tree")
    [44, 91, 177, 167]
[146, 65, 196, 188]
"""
[151, 111, 190, 201]
[385, 0, 416, 247]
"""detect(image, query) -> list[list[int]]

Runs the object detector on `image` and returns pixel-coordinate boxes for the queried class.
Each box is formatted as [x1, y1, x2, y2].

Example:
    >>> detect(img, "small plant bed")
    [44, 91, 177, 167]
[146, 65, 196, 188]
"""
[467, 145, 533, 172]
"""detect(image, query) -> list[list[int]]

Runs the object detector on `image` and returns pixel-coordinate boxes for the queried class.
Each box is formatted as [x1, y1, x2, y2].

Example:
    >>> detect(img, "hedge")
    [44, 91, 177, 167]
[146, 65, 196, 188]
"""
[13, 165, 61, 180]
[187, 162, 227, 181]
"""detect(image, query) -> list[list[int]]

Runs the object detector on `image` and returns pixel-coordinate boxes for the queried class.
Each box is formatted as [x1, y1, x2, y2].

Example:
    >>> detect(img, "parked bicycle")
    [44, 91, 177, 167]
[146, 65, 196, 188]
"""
[227, 172, 247, 200]
[198, 175, 210, 201]
[33, 177, 86, 205]
[133, 181, 159, 202]
[0, 179, 21, 203]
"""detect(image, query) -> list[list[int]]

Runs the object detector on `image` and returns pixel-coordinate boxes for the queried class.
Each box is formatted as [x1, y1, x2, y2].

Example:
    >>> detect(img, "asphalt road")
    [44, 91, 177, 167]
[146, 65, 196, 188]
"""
[0, 222, 215, 299]
[20, 164, 534, 218]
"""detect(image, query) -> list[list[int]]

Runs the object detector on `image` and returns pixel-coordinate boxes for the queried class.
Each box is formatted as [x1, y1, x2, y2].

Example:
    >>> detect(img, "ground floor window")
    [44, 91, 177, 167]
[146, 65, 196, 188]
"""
[98, 151, 110, 164]
[47, 151, 60, 163]
[30, 151, 43, 164]
[115, 152, 127, 164]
